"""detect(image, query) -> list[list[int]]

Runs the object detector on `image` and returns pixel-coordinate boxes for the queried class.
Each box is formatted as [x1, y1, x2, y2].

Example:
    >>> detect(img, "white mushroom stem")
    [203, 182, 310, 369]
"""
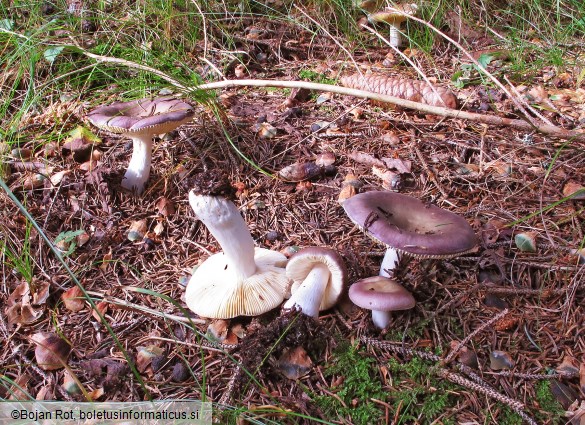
[122, 135, 153, 194]
[379, 248, 400, 278]
[389, 24, 402, 47]
[371, 310, 392, 329]
[283, 263, 330, 318]
[189, 193, 256, 281]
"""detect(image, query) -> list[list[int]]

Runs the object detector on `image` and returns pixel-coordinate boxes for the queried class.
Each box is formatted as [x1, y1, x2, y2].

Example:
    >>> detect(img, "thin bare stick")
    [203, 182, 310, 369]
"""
[503, 75, 554, 126]
[70, 47, 585, 142]
[195, 79, 585, 142]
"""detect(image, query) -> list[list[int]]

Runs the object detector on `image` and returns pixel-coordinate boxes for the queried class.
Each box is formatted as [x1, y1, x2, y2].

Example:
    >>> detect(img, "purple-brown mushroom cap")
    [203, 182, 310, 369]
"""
[349, 276, 415, 311]
[87, 97, 195, 135]
[342, 191, 478, 259]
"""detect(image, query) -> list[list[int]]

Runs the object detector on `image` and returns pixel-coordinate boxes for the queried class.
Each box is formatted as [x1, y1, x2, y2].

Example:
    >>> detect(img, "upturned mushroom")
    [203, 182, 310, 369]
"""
[87, 96, 195, 194]
[342, 191, 478, 277]
[283, 247, 347, 318]
[185, 188, 290, 319]
[368, 3, 418, 48]
[349, 276, 415, 328]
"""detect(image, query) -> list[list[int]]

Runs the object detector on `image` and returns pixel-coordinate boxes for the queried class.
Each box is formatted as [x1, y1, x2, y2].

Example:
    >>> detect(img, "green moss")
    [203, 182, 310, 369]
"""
[298, 69, 336, 85]
[313, 342, 385, 425]
[387, 357, 458, 424]
[535, 380, 565, 422]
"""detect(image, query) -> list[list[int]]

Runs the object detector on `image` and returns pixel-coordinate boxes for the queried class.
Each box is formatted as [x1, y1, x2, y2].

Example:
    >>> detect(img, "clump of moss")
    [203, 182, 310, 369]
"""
[314, 342, 385, 425]
[534, 380, 565, 423]
[387, 356, 457, 424]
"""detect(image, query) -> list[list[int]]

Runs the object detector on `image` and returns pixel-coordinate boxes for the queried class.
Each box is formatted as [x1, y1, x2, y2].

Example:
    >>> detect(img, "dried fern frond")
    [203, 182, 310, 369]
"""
[340, 73, 458, 108]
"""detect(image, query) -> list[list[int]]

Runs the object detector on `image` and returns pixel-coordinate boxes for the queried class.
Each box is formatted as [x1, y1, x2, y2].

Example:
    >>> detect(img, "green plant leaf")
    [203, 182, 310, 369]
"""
[0, 19, 14, 31]
[43, 46, 65, 64]
[477, 53, 494, 69]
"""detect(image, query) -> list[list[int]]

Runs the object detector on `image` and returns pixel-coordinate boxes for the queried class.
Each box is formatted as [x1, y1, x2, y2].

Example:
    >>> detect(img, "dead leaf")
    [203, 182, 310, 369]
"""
[35, 385, 54, 400]
[7, 374, 31, 399]
[100, 248, 113, 272]
[257, 122, 277, 139]
[61, 286, 85, 312]
[550, 379, 579, 409]
[348, 151, 385, 167]
[279, 162, 322, 182]
[276, 346, 313, 380]
[136, 345, 165, 373]
[171, 363, 190, 382]
[5, 282, 44, 327]
[128, 219, 147, 242]
[91, 301, 109, 322]
[315, 152, 335, 167]
[31, 281, 50, 306]
[563, 181, 585, 200]
[155, 197, 175, 216]
[87, 387, 105, 400]
[489, 350, 514, 370]
[381, 157, 411, 173]
[62, 371, 81, 395]
[556, 355, 580, 377]
[49, 170, 71, 185]
[6, 303, 43, 327]
[31, 333, 71, 370]
[81, 358, 128, 391]
[372, 166, 400, 190]
[78, 158, 101, 172]
[61, 126, 101, 163]
[207, 320, 229, 342]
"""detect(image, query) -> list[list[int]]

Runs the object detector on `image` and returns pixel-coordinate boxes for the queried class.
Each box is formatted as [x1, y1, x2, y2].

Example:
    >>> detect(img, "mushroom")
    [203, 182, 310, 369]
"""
[368, 3, 418, 48]
[185, 191, 290, 319]
[87, 96, 195, 194]
[348, 275, 415, 328]
[342, 191, 478, 278]
[282, 247, 347, 318]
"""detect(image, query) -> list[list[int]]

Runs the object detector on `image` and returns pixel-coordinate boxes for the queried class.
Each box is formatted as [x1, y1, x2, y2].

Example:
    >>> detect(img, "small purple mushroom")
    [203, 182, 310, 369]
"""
[87, 97, 195, 194]
[349, 276, 415, 329]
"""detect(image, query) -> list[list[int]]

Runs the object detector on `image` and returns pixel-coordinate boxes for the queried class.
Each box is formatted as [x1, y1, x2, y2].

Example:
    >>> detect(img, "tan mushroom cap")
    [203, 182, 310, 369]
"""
[185, 248, 289, 319]
[286, 247, 348, 311]
[342, 191, 478, 259]
[369, 3, 418, 24]
[87, 96, 195, 136]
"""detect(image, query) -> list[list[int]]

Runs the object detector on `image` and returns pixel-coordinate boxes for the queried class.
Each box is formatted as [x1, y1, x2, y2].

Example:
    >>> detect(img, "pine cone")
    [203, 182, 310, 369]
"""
[341, 73, 458, 108]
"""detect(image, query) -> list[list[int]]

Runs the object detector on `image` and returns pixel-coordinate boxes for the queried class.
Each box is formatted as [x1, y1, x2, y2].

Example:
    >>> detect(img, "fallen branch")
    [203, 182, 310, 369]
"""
[196, 79, 585, 142]
[66, 46, 585, 143]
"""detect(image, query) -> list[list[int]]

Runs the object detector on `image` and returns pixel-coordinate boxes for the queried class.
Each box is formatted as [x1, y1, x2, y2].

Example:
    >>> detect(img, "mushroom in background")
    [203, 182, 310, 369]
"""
[349, 276, 415, 328]
[87, 97, 195, 194]
[342, 191, 478, 278]
[368, 3, 419, 48]
[185, 183, 290, 319]
[283, 247, 347, 318]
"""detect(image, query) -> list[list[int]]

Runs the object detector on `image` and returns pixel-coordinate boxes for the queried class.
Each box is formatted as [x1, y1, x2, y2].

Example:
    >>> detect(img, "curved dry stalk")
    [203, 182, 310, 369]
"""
[438, 369, 537, 425]
[196, 79, 585, 142]
[68, 46, 585, 143]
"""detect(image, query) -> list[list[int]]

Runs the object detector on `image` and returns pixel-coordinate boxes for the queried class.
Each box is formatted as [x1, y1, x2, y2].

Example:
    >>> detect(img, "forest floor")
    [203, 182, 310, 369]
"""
[1, 1, 584, 424]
